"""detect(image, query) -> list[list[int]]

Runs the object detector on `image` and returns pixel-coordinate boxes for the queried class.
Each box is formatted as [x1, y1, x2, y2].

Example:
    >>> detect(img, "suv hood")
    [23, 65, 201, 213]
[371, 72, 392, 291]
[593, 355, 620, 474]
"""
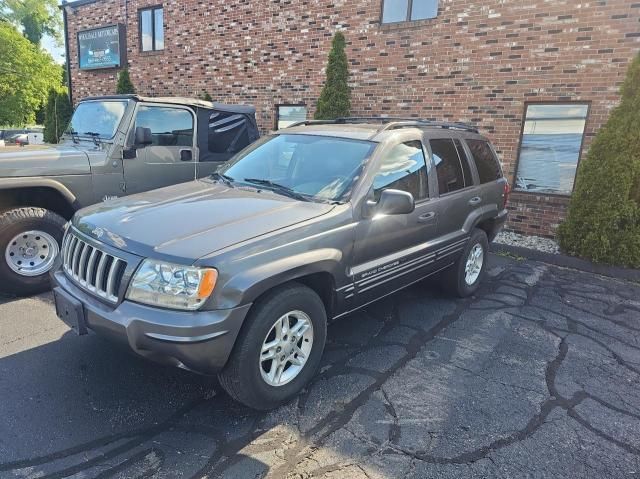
[73, 180, 335, 262]
[0, 143, 91, 177]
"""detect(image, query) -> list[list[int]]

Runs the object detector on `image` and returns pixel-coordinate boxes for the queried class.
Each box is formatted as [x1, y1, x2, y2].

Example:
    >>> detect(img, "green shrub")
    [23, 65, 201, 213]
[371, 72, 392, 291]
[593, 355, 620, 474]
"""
[557, 53, 640, 268]
[200, 90, 213, 101]
[314, 31, 351, 120]
[43, 87, 72, 143]
[116, 68, 135, 94]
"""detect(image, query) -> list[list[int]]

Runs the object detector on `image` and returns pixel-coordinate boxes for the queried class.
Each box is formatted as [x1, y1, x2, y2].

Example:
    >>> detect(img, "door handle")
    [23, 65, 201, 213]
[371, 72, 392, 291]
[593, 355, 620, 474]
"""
[468, 196, 482, 206]
[179, 149, 193, 162]
[418, 212, 436, 223]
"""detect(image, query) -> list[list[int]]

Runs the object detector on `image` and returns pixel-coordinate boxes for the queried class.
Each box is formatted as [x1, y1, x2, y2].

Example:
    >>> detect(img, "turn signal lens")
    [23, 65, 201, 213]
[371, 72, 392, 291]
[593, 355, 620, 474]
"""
[197, 269, 218, 300]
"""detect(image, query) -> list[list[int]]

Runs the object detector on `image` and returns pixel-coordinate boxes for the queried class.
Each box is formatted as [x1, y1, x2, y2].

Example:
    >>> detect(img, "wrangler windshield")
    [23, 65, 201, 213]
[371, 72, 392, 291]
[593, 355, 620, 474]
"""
[66, 100, 128, 139]
[220, 134, 376, 202]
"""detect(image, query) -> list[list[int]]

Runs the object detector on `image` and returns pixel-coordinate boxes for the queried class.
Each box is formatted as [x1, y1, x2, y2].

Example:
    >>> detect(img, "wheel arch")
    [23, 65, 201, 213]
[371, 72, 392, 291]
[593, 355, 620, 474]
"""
[214, 249, 342, 317]
[0, 180, 78, 219]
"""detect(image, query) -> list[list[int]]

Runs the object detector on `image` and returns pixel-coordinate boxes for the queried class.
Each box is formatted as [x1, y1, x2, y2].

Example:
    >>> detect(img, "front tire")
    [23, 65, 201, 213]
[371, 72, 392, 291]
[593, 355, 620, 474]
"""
[0, 207, 66, 296]
[218, 283, 327, 410]
[443, 228, 489, 298]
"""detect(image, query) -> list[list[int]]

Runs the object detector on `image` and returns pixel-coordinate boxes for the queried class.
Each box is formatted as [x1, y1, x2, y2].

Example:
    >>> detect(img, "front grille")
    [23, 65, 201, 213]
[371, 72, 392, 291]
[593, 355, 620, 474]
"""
[62, 232, 126, 303]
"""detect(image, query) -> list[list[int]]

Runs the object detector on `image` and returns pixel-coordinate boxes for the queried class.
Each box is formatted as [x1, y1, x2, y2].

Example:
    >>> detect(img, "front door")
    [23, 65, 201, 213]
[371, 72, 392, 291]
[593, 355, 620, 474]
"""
[123, 104, 197, 195]
[352, 139, 440, 308]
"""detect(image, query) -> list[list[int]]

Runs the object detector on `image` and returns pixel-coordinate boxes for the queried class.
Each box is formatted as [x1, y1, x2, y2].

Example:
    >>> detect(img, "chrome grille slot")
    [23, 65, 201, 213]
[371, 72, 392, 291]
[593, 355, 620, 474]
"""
[62, 232, 126, 303]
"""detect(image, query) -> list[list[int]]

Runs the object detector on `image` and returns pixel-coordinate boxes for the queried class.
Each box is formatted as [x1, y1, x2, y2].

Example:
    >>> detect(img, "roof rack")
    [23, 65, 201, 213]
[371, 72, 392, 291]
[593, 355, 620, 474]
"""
[287, 117, 479, 134]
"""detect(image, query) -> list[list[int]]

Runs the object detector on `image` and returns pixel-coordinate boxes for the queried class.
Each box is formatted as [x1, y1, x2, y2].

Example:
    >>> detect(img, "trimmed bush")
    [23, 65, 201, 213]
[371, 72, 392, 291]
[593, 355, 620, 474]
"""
[314, 31, 351, 120]
[43, 88, 72, 144]
[557, 53, 640, 268]
[116, 68, 136, 94]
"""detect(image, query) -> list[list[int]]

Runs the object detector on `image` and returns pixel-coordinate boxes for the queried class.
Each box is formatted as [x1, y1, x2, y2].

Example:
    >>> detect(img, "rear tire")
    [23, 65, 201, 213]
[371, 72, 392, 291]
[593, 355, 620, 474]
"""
[0, 207, 66, 296]
[443, 228, 489, 298]
[218, 283, 327, 410]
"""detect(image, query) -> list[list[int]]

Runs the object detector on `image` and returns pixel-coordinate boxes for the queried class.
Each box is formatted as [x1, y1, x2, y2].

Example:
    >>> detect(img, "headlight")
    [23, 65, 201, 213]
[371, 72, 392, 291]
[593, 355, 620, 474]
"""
[126, 260, 218, 311]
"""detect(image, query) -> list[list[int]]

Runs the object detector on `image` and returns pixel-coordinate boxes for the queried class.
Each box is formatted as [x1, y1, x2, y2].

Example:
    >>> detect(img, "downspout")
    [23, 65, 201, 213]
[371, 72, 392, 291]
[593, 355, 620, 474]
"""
[61, 0, 73, 105]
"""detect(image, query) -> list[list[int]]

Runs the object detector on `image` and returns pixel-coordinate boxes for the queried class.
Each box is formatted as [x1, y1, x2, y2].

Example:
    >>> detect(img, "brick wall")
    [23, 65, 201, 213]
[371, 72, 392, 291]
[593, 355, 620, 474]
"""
[64, 0, 640, 237]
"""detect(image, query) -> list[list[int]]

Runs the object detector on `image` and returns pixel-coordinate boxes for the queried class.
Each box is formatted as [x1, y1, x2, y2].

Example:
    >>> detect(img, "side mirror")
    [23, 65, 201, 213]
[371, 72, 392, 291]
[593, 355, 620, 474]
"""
[134, 126, 153, 147]
[366, 189, 415, 217]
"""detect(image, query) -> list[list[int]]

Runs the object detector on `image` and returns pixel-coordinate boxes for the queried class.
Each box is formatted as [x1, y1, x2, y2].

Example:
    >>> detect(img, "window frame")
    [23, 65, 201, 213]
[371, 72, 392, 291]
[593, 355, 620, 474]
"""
[130, 103, 196, 150]
[138, 5, 164, 53]
[380, 0, 439, 25]
[371, 139, 430, 202]
[275, 104, 308, 130]
[430, 137, 476, 197]
[513, 101, 591, 197]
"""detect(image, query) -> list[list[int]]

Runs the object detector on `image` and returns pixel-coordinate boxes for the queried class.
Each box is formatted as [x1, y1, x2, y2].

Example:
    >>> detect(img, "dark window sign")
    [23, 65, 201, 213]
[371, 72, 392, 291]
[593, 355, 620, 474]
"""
[77, 24, 126, 70]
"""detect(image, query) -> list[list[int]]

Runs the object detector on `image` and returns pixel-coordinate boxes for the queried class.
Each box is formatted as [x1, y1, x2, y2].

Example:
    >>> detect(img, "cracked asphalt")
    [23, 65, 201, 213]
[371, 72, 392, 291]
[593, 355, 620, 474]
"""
[1, 254, 640, 478]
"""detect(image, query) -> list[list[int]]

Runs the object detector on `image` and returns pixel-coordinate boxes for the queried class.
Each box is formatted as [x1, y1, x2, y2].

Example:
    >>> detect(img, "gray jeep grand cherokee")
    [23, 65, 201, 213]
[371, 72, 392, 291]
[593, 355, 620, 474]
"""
[51, 118, 509, 410]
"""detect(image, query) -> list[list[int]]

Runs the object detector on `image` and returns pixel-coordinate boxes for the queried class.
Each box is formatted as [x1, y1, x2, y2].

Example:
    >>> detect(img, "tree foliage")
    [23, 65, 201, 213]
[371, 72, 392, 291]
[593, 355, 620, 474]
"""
[43, 87, 72, 143]
[558, 52, 640, 268]
[200, 90, 213, 101]
[0, 0, 61, 45]
[315, 31, 351, 120]
[0, 22, 62, 126]
[116, 68, 136, 94]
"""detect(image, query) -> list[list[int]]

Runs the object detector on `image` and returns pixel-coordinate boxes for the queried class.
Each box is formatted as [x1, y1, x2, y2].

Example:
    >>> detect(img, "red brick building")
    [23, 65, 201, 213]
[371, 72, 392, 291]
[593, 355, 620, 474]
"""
[62, 0, 640, 237]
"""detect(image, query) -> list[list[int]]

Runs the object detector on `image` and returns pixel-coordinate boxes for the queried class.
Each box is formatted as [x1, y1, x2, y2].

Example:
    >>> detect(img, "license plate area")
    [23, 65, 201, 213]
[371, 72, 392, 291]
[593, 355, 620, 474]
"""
[53, 287, 88, 335]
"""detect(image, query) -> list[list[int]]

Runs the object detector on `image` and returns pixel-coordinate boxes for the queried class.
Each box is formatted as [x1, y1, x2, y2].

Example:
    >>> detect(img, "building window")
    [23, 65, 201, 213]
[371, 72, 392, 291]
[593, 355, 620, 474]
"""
[515, 103, 589, 195]
[381, 0, 438, 24]
[139, 6, 164, 52]
[276, 105, 307, 129]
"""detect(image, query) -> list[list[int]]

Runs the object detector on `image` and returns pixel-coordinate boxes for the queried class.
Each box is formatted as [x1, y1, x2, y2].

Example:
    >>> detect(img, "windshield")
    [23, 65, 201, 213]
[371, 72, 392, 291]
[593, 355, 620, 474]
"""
[220, 134, 377, 202]
[66, 100, 128, 139]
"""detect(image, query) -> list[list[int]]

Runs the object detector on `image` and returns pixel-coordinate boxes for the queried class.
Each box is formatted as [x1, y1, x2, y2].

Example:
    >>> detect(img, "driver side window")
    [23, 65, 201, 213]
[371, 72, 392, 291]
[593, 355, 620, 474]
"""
[372, 141, 429, 201]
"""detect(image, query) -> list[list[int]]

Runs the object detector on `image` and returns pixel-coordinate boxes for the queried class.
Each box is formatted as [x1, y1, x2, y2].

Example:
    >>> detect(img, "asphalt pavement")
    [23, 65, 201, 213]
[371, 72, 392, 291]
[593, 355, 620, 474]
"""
[1, 254, 639, 478]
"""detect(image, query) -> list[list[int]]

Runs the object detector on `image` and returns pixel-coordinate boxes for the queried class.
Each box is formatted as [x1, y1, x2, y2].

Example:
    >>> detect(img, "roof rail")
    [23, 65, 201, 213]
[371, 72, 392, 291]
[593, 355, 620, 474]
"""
[286, 117, 479, 134]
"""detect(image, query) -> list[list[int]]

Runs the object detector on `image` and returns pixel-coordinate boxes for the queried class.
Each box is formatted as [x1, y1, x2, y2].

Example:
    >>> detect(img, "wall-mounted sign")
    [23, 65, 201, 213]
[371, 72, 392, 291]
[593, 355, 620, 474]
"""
[77, 24, 126, 70]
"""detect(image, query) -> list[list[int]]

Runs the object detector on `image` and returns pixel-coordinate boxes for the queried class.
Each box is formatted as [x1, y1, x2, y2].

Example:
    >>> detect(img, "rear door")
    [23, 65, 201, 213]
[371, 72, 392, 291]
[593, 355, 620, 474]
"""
[123, 103, 197, 195]
[426, 136, 479, 267]
[351, 136, 441, 307]
[464, 138, 506, 213]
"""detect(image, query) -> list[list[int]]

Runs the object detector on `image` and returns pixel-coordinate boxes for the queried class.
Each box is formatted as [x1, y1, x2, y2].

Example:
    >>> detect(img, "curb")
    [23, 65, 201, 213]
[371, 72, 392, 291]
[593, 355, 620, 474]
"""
[491, 243, 640, 283]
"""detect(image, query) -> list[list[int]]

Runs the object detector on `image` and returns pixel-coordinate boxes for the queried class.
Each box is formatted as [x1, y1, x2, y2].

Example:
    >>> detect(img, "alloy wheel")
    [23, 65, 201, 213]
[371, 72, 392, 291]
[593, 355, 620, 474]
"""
[259, 310, 314, 387]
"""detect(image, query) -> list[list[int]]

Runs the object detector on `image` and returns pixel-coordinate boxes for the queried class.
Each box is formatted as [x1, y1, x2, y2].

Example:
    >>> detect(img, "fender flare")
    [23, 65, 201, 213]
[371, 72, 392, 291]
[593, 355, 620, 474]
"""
[214, 248, 343, 309]
[0, 178, 79, 210]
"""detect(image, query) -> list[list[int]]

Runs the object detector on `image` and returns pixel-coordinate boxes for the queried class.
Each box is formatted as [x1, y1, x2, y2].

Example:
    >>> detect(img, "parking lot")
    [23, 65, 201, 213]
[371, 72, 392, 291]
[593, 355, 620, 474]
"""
[1, 254, 639, 478]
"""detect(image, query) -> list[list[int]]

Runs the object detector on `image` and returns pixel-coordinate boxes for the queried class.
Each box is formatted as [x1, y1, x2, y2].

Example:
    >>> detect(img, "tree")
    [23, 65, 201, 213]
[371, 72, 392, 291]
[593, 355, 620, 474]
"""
[116, 68, 136, 94]
[314, 31, 351, 120]
[557, 52, 640, 268]
[0, 0, 61, 46]
[43, 87, 72, 143]
[0, 22, 62, 125]
[200, 90, 213, 101]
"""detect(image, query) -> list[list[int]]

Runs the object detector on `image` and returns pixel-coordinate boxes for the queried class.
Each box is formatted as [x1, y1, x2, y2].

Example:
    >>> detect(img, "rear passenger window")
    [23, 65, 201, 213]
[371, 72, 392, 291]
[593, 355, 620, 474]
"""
[430, 138, 471, 194]
[467, 139, 502, 183]
[208, 111, 252, 154]
[373, 140, 428, 201]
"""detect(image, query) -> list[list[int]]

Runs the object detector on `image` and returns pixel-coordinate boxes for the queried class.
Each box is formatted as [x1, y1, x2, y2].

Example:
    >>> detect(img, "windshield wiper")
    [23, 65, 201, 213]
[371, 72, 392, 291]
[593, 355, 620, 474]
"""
[211, 172, 235, 187]
[243, 178, 311, 202]
[83, 131, 103, 145]
[64, 129, 80, 144]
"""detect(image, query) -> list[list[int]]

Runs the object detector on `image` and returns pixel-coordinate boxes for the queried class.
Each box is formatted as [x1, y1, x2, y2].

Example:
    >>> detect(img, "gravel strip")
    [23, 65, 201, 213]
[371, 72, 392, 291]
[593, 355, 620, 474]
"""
[494, 231, 560, 254]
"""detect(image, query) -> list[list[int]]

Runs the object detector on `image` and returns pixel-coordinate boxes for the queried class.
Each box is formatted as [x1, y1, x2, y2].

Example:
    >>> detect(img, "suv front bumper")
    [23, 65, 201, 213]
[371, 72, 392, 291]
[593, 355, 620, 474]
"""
[51, 268, 251, 375]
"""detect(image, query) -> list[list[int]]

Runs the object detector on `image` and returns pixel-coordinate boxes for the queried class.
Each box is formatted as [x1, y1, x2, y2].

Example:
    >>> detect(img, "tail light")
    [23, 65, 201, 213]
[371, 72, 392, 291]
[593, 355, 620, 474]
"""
[502, 182, 510, 209]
